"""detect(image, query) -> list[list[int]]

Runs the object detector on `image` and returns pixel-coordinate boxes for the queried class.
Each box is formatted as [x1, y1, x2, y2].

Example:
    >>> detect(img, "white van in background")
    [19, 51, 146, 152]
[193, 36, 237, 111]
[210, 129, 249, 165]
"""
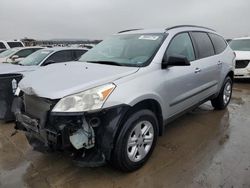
[0, 40, 25, 52]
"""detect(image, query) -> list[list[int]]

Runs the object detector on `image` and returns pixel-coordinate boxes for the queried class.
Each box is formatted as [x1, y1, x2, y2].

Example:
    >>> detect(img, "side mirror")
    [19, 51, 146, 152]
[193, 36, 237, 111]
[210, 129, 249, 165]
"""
[11, 55, 19, 61]
[43, 60, 55, 66]
[162, 55, 190, 69]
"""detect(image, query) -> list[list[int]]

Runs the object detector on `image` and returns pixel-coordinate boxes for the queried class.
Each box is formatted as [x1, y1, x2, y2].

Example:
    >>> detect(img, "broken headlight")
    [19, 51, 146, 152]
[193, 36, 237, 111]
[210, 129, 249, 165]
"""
[52, 83, 116, 113]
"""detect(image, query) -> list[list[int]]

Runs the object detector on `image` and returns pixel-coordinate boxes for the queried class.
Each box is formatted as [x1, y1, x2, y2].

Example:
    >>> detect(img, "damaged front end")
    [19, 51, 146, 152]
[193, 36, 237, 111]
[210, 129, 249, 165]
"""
[13, 94, 130, 167]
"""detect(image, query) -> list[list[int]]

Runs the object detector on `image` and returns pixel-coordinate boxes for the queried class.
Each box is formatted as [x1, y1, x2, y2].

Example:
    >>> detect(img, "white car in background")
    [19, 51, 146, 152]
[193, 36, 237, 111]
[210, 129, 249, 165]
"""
[229, 37, 250, 78]
[0, 47, 43, 64]
[0, 40, 24, 52]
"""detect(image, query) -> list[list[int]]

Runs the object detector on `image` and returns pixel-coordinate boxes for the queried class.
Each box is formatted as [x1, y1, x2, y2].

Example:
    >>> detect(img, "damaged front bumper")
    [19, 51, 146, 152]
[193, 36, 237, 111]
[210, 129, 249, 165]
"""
[13, 94, 130, 165]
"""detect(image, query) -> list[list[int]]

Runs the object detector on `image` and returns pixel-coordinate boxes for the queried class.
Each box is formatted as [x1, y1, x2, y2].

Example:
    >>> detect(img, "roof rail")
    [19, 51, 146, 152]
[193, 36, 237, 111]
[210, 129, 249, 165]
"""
[118, 28, 143, 33]
[165, 25, 215, 32]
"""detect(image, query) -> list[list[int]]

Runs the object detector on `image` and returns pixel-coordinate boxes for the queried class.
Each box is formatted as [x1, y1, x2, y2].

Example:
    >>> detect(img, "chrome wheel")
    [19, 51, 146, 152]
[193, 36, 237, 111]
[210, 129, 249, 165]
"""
[223, 81, 232, 105]
[127, 121, 154, 162]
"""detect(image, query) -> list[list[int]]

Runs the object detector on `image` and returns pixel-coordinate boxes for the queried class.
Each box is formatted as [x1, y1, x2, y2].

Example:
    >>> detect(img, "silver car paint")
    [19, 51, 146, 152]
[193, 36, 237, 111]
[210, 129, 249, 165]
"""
[19, 27, 235, 121]
[19, 61, 139, 99]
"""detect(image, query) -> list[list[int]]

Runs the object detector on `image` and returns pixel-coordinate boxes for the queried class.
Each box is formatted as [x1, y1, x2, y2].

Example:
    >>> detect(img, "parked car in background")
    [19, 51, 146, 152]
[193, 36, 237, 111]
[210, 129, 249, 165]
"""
[0, 49, 6, 53]
[13, 25, 235, 172]
[0, 47, 88, 75]
[0, 47, 43, 64]
[0, 40, 24, 51]
[0, 47, 88, 122]
[229, 37, 250, 78]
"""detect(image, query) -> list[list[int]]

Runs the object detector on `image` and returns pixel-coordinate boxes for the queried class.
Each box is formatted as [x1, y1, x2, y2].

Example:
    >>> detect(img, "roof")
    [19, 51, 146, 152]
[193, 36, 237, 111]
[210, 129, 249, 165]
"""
[13, 46, 43, 50]
[118, 25, 216, 35]
[0, 40, 23, 42]
[41, 47, 88, 52]
[232, 37, 250, 40]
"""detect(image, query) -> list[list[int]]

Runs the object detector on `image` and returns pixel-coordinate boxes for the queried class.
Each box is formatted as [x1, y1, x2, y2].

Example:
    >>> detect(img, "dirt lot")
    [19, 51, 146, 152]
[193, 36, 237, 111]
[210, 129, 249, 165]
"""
[0, 82, 250, 188]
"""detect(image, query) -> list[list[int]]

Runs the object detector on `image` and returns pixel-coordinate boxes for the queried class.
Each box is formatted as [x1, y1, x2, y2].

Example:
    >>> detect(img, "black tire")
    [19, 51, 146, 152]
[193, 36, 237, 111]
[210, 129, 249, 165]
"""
[211, 76, 233, 110]
[111, 109, 159, 172]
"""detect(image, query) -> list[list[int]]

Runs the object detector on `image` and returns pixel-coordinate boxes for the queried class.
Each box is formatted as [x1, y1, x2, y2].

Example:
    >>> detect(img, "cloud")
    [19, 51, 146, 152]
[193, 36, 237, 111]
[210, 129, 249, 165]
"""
[0, 0, 249, 40]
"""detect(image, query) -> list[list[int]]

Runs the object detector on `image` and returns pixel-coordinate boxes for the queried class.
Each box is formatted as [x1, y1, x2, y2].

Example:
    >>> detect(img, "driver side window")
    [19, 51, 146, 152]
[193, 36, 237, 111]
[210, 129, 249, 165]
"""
[165, 33, 195, 62]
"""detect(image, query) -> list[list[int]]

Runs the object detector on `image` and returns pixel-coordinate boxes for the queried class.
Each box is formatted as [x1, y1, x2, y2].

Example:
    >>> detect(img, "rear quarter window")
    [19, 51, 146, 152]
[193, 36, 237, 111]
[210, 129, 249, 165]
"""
[209, 33, 227, 54]
[191, 32, 215, 59]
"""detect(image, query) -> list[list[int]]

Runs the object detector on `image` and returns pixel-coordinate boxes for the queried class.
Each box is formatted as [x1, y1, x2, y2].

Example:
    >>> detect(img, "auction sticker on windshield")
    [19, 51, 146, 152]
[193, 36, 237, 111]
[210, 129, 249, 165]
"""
[139, 35, 159, 40]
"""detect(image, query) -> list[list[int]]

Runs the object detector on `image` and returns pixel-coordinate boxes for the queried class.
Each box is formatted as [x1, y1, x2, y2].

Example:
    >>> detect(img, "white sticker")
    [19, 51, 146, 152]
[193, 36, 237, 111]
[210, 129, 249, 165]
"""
[41, 51, 51, 54]
[139, 35, 159, 40]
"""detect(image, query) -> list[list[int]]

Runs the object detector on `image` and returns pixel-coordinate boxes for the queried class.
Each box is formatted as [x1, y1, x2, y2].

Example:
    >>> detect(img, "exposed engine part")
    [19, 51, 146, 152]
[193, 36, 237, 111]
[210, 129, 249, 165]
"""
[69, 118, 95, 150]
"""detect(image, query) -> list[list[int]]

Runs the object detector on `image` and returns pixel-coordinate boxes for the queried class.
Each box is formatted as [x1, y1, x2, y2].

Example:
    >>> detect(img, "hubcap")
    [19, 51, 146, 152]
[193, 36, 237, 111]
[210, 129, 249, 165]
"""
[127, 121, 154, 162]
[223, 81, 232, 105]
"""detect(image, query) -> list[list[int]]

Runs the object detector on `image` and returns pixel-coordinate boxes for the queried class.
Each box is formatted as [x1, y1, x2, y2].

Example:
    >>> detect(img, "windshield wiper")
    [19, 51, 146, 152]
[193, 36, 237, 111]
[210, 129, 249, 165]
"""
[87, 61, 122, 66]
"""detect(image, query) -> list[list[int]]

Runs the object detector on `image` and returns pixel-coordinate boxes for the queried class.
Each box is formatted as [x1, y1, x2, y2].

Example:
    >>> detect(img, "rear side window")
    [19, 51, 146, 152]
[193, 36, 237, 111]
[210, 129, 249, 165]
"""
[165, 33, 195, 61]
[73, 50, 87, 60]
[191, 32, 215, 59]
[44, 50, 73, 64]
[209, 33, 227, 54]
[0, 42, 6, 49]
[7, 42, 24, 48]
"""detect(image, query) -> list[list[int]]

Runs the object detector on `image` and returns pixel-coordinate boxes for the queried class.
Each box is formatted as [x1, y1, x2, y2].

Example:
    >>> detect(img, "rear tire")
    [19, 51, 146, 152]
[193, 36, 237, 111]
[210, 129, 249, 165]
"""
[111, 109, 158, 172]
[211, 76, 232, 110]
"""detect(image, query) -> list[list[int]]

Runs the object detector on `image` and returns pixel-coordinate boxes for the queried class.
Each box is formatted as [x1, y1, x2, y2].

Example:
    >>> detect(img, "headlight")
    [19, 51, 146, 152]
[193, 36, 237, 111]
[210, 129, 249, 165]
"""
[52, 83, 116, 113]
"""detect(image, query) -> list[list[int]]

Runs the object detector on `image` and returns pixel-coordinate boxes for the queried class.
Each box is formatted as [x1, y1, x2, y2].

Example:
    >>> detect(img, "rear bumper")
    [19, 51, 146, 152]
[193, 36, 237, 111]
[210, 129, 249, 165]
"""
[13, 96, 130, 160]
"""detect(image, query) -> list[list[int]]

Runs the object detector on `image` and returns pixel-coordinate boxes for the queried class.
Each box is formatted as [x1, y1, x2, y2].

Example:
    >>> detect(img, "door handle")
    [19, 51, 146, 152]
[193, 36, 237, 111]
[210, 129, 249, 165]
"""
[194, 68, 201, 73]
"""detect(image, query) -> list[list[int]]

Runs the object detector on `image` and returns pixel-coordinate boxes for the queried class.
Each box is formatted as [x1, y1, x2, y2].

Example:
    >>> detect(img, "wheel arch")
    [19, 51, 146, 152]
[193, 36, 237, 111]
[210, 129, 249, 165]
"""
[226, 70, 234, 82]
[119, 99, 164, 137]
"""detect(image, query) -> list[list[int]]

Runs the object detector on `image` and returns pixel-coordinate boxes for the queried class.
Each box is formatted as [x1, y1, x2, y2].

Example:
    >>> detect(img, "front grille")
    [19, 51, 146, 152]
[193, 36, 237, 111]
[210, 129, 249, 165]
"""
[23, 94, 54, 128]
[235, 60, 249, 69]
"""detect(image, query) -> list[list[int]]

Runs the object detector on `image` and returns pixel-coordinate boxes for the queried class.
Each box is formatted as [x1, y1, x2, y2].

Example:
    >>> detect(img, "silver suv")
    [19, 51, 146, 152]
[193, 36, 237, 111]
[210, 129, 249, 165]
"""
[13, 25, 235, 172]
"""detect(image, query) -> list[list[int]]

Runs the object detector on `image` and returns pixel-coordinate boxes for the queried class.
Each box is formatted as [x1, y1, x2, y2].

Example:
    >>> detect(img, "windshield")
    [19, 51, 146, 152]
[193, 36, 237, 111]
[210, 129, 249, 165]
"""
[19, 49, 54, 66]
[79, 33, 165, 67]
[229, 39, 250, 51]
[0, 48, 18, 58]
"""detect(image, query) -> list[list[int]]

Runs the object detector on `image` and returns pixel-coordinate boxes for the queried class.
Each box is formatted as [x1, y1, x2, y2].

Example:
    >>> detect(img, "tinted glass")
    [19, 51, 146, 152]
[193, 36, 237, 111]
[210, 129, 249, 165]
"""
[7, 42, 24, 48]
[44, 50, 73, 63]
[0, 48, 18, 57]
[19, 49, 54, 66]
[209, 33, 227, 54]
[0, 42, 6, 49]
[79, 34, 165, 67]
[229, 39, 250, 51]
[165, 33, 195, 61]
[191, 32, 215, 59]
[74, 50, 87, 60]
[15, 49, 35, 58]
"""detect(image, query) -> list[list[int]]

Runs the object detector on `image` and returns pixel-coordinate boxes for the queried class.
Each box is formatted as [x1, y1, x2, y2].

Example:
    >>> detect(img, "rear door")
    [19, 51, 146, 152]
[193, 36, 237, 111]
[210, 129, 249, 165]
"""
[208, 33, 228, 86]
[189, 32, 220, 100]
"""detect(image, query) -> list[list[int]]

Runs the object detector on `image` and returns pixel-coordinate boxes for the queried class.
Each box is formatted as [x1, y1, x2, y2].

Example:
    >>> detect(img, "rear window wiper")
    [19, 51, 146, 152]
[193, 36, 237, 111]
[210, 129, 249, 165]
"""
[87, 61, 123, 66]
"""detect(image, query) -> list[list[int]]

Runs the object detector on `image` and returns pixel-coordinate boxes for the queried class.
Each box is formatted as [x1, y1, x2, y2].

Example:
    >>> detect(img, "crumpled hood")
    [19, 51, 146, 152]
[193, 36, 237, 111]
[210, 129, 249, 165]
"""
[0, 63, 37, 75]
[235, 51, 250, 60]
[19, 61, 139, 99]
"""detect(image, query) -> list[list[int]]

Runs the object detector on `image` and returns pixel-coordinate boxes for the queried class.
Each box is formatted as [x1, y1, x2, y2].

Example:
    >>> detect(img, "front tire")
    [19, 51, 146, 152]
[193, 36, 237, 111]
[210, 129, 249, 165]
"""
[111, 109, 158, 172]
[211, 76, 233, 110]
